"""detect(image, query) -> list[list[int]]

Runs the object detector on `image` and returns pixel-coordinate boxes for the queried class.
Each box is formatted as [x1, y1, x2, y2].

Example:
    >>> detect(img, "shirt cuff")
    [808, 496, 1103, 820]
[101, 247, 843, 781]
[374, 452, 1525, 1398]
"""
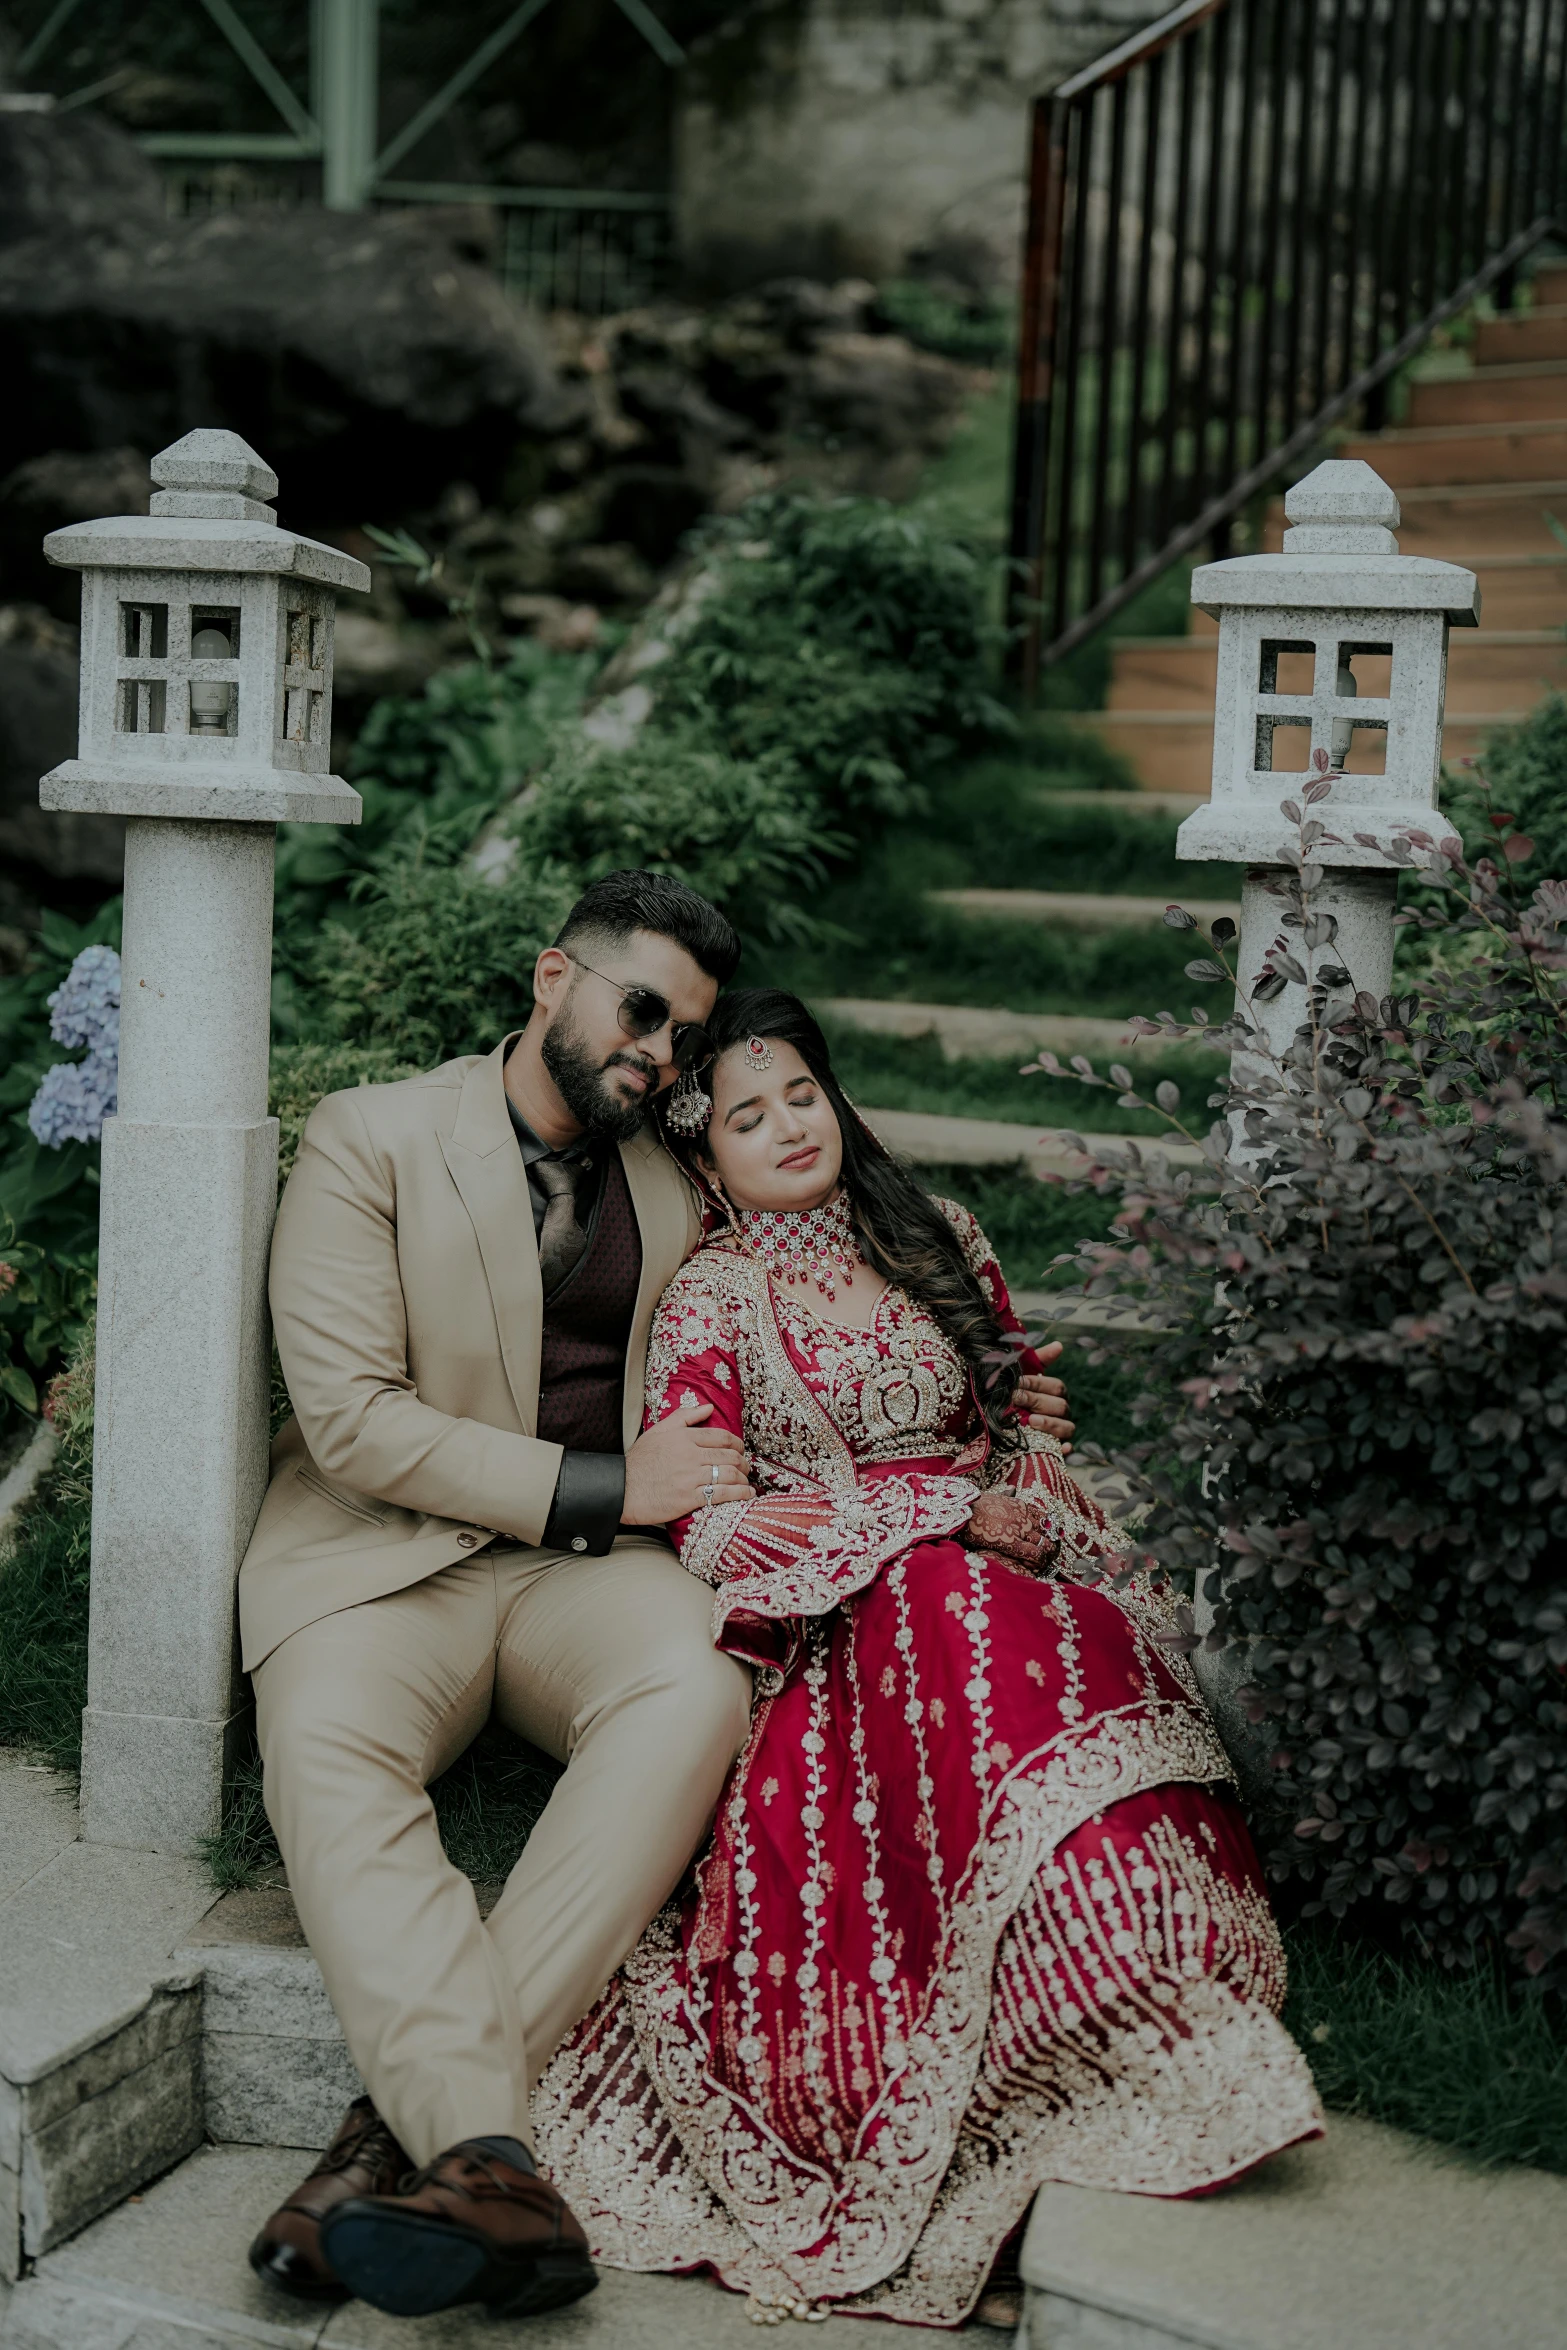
[543, 1450, 627, 1557]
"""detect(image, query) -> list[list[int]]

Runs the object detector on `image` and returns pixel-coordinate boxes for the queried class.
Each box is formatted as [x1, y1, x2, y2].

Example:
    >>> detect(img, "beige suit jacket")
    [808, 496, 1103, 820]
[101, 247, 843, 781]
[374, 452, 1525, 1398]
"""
[237, 1035, 703, 1673]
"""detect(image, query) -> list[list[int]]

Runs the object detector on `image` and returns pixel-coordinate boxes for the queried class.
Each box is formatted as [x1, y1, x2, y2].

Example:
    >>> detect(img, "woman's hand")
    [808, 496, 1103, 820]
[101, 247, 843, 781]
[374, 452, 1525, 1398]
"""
[962, 1488, 1055, 1571]
[1014, 1341, 1074, 1452]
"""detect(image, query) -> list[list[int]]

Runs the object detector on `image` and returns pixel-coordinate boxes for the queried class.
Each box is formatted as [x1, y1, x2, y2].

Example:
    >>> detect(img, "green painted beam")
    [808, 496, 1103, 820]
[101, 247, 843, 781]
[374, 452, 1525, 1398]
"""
[375, 177, 670, 211]
[139, 132, 321, 159]
[373, 0, 555, 181]
[196, 0, 318, 145]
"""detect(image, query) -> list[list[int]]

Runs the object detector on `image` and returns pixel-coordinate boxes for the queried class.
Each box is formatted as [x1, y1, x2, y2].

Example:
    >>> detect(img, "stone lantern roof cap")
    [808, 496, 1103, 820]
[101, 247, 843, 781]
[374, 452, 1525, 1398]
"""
[1190, 458, 1478, 624]
[42, 427, 370, 593]
[151, 429, 279, 507]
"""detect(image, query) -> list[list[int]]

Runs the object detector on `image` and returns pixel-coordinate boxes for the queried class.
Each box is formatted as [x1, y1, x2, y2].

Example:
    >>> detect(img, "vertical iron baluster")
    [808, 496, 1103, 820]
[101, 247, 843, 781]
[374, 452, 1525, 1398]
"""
[1220, 0, 1262, 497]
[1362, 0, 1408, 391]
[1544, 0, 1567, 219]
[1008, 95, 1068, 684]
[1049, 97, 1096, 650]
[1519, 0, 1557, 228]
[1282, 0, 1320, 439]
[1122, 52, 1165, 587]
[1255, 4, 1293, 484]
[1446, 0, 1482, 287]
[1397, 0, 1433, 337]
[1334, 0, 1374, 392]
[1157, 27, 1201, 546]
[1087, 76, 1130, 614]
[1310, 0, 1353, 418]
[1190, 7, 1233, 517]
[1472, 0, 1506, 268]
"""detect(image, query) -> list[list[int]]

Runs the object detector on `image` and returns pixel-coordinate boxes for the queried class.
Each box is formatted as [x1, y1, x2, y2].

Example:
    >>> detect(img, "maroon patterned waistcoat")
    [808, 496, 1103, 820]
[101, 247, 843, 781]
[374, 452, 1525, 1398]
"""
[536, 1150, 643, 1455]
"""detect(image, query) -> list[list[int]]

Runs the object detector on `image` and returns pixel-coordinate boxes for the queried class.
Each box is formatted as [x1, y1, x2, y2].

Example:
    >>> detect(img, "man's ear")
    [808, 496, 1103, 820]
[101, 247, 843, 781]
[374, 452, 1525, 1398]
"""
[533, 946, 571, 1010]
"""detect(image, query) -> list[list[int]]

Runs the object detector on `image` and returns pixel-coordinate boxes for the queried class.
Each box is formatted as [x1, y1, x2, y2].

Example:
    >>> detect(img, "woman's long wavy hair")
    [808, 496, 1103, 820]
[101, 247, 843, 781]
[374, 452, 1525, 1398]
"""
[670, 988, 1022, 1447]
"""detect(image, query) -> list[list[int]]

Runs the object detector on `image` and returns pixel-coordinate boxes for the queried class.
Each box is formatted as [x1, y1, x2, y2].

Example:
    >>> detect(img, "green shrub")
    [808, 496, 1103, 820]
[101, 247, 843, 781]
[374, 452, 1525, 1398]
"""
[0, 1221, 95, 1434]
[306, 854, 576, 1064]
[652, 492, 1011, 825]
[0, 1327, 94, 1769]
[1036, 805, 1567, 1980]
[1449, 698, 1567, 881]
[515, 724, 841, 946]
[268, 1042, 424, 1182]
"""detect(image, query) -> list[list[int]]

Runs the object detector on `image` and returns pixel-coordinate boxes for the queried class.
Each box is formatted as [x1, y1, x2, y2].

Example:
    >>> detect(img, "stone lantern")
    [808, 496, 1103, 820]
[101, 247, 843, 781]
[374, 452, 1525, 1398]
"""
[39, 430, 368, 1854]
[1177, 457, 1478, 1115]
[1176, 458, 1477, 1773]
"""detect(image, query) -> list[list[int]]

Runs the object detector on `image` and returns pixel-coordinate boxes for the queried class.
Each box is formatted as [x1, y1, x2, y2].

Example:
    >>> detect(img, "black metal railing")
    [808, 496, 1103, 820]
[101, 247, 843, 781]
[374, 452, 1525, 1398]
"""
[1007, 0, 1567, 688]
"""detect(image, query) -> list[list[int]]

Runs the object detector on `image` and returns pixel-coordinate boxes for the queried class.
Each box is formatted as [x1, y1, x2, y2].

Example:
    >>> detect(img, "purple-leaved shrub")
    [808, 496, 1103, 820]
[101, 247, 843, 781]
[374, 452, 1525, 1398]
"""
[1030, 768, 1567, 1980]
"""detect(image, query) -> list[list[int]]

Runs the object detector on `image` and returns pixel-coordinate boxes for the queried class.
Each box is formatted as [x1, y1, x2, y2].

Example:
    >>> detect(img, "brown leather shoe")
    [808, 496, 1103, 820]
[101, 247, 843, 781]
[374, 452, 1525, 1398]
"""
[318, 2139, 598, 2319]
[248, 2095, 411, 2302]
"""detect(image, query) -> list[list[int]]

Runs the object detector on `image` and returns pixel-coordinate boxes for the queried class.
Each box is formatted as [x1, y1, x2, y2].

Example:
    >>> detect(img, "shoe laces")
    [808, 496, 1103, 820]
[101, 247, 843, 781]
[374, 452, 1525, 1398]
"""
[399, 2147, 522, 2201]
[318, 2112, 403, 2179]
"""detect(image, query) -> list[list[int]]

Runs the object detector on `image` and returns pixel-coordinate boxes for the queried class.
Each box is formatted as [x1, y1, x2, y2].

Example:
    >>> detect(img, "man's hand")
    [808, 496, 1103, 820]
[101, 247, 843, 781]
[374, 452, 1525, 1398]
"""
[1014, 1340, 1075, 1452]
[623, 1401, 754, 1525]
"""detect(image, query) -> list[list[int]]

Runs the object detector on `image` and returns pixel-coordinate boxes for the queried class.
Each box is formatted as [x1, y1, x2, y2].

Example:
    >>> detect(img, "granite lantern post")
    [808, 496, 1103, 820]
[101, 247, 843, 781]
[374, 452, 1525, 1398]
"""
[1176, 458, 1480, 1149]
[1176, 458, 1478, 1774]
[39, 429, 368, 1854]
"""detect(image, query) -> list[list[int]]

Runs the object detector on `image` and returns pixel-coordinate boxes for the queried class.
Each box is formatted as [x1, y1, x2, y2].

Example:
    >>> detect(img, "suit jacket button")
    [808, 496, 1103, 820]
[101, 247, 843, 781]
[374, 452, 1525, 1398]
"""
[456, 1532, 478, 1549]
[570, 1536, 588, 1553]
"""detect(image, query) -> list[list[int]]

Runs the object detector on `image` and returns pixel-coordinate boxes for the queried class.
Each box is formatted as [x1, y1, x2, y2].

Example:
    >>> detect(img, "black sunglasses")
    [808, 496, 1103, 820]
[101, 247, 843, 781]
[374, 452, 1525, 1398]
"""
[565, 954, 715, 1072]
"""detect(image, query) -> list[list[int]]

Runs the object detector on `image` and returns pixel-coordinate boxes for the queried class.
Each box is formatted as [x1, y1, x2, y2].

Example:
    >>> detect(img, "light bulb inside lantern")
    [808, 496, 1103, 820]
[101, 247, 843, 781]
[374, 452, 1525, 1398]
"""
[189, 625, 233, 735]
[1330, 659, 1357, 770]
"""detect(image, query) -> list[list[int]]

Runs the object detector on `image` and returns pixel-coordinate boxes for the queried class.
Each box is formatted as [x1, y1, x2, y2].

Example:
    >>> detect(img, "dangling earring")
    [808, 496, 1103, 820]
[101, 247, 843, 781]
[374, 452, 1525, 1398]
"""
[665, 1066, 712, 1135]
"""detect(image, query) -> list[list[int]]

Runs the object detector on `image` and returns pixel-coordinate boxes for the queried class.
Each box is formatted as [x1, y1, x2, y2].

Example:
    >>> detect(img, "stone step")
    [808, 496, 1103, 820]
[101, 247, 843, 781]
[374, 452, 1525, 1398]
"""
[1036, 788, 1208, 818]
[1084, 708, 1516, 795]
[816, 998, 1226, 1061]
[860, 1105, 1201, 1176]
[1338, 416, 1567, 487]
[1475, 302, 1567, 364]
[1107, 631, 1567, 715]
[1407, 358, 1567, 427]
[1022, 2113, 1567, 2350]
[1260, 480, 1567, 555]
[0, 1755, 221, 2282]
[0, 2141, 875, 2349]
[928, 888, 1241, 931]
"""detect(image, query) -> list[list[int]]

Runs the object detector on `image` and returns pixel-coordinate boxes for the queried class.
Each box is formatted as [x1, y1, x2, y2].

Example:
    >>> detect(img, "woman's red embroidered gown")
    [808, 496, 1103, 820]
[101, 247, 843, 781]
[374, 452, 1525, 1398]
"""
[533, 1201, 1321, 2325]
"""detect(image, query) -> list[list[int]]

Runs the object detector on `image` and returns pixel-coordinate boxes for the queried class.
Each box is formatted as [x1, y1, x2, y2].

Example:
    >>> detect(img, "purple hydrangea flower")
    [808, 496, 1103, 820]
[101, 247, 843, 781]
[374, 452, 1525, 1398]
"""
[29, 946, 121, 1147]
[47, 943, 120, 1055]
[28, 1055, 118, 1148]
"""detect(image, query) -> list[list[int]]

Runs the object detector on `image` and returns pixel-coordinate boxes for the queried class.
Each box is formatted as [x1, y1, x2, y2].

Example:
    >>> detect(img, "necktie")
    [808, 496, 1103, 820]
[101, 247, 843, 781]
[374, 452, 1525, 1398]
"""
[535, 1153, 589, 1294]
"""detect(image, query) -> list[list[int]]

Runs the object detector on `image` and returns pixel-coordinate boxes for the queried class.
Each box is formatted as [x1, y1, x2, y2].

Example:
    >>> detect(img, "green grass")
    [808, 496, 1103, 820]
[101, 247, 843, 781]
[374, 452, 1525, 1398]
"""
[1284, 1922, 1567, 2176]
[203, 1724, 564, 1895]
[753, 757, 1242, 1016]
[0, 1475, 90, 1772]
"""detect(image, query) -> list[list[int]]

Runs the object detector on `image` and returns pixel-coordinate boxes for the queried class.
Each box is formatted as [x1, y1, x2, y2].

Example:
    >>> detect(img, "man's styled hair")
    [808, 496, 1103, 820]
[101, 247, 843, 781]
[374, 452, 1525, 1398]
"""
[554, 870, 741, 986]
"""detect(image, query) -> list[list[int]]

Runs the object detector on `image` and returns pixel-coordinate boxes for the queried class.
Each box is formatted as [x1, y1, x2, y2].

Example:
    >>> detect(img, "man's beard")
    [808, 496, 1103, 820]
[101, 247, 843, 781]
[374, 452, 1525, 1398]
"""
[541, 1004, 659, 1143]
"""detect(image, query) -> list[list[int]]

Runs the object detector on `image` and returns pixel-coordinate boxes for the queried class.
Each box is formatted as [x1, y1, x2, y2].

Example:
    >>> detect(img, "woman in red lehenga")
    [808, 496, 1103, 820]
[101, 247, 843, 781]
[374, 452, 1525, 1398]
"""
[533, 990, 1322, 2327]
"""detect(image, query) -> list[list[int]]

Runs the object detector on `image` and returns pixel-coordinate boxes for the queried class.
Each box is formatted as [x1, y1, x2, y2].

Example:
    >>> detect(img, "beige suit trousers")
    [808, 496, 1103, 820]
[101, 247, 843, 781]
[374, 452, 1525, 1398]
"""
[253, 1536, 751, 2168]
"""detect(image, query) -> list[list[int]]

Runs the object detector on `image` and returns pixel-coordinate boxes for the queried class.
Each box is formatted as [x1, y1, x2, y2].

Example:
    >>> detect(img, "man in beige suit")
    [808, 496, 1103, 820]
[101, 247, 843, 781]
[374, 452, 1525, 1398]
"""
[242, 871, 755, 2324]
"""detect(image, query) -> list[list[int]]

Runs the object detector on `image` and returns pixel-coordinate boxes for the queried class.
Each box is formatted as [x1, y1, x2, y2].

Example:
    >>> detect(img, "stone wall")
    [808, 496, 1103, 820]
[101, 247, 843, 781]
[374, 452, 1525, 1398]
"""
[676, 0, 1168, 293]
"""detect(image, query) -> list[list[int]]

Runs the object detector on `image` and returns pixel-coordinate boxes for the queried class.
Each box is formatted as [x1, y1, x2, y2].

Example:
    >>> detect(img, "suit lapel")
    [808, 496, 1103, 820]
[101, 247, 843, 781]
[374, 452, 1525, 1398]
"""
[440, 1036, 542, 1434]
[618, 1123, 699, 1443]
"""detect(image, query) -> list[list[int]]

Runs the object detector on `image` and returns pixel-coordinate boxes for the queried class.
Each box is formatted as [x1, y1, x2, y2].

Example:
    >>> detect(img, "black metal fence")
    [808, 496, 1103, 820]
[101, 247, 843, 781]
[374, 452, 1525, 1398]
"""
[1007, 0, 1567, 688]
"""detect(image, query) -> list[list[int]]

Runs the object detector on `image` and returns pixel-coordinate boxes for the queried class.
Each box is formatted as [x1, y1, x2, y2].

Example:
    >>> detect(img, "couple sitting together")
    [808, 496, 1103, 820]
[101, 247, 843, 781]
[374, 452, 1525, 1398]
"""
[240, 868, 1322, 2329]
